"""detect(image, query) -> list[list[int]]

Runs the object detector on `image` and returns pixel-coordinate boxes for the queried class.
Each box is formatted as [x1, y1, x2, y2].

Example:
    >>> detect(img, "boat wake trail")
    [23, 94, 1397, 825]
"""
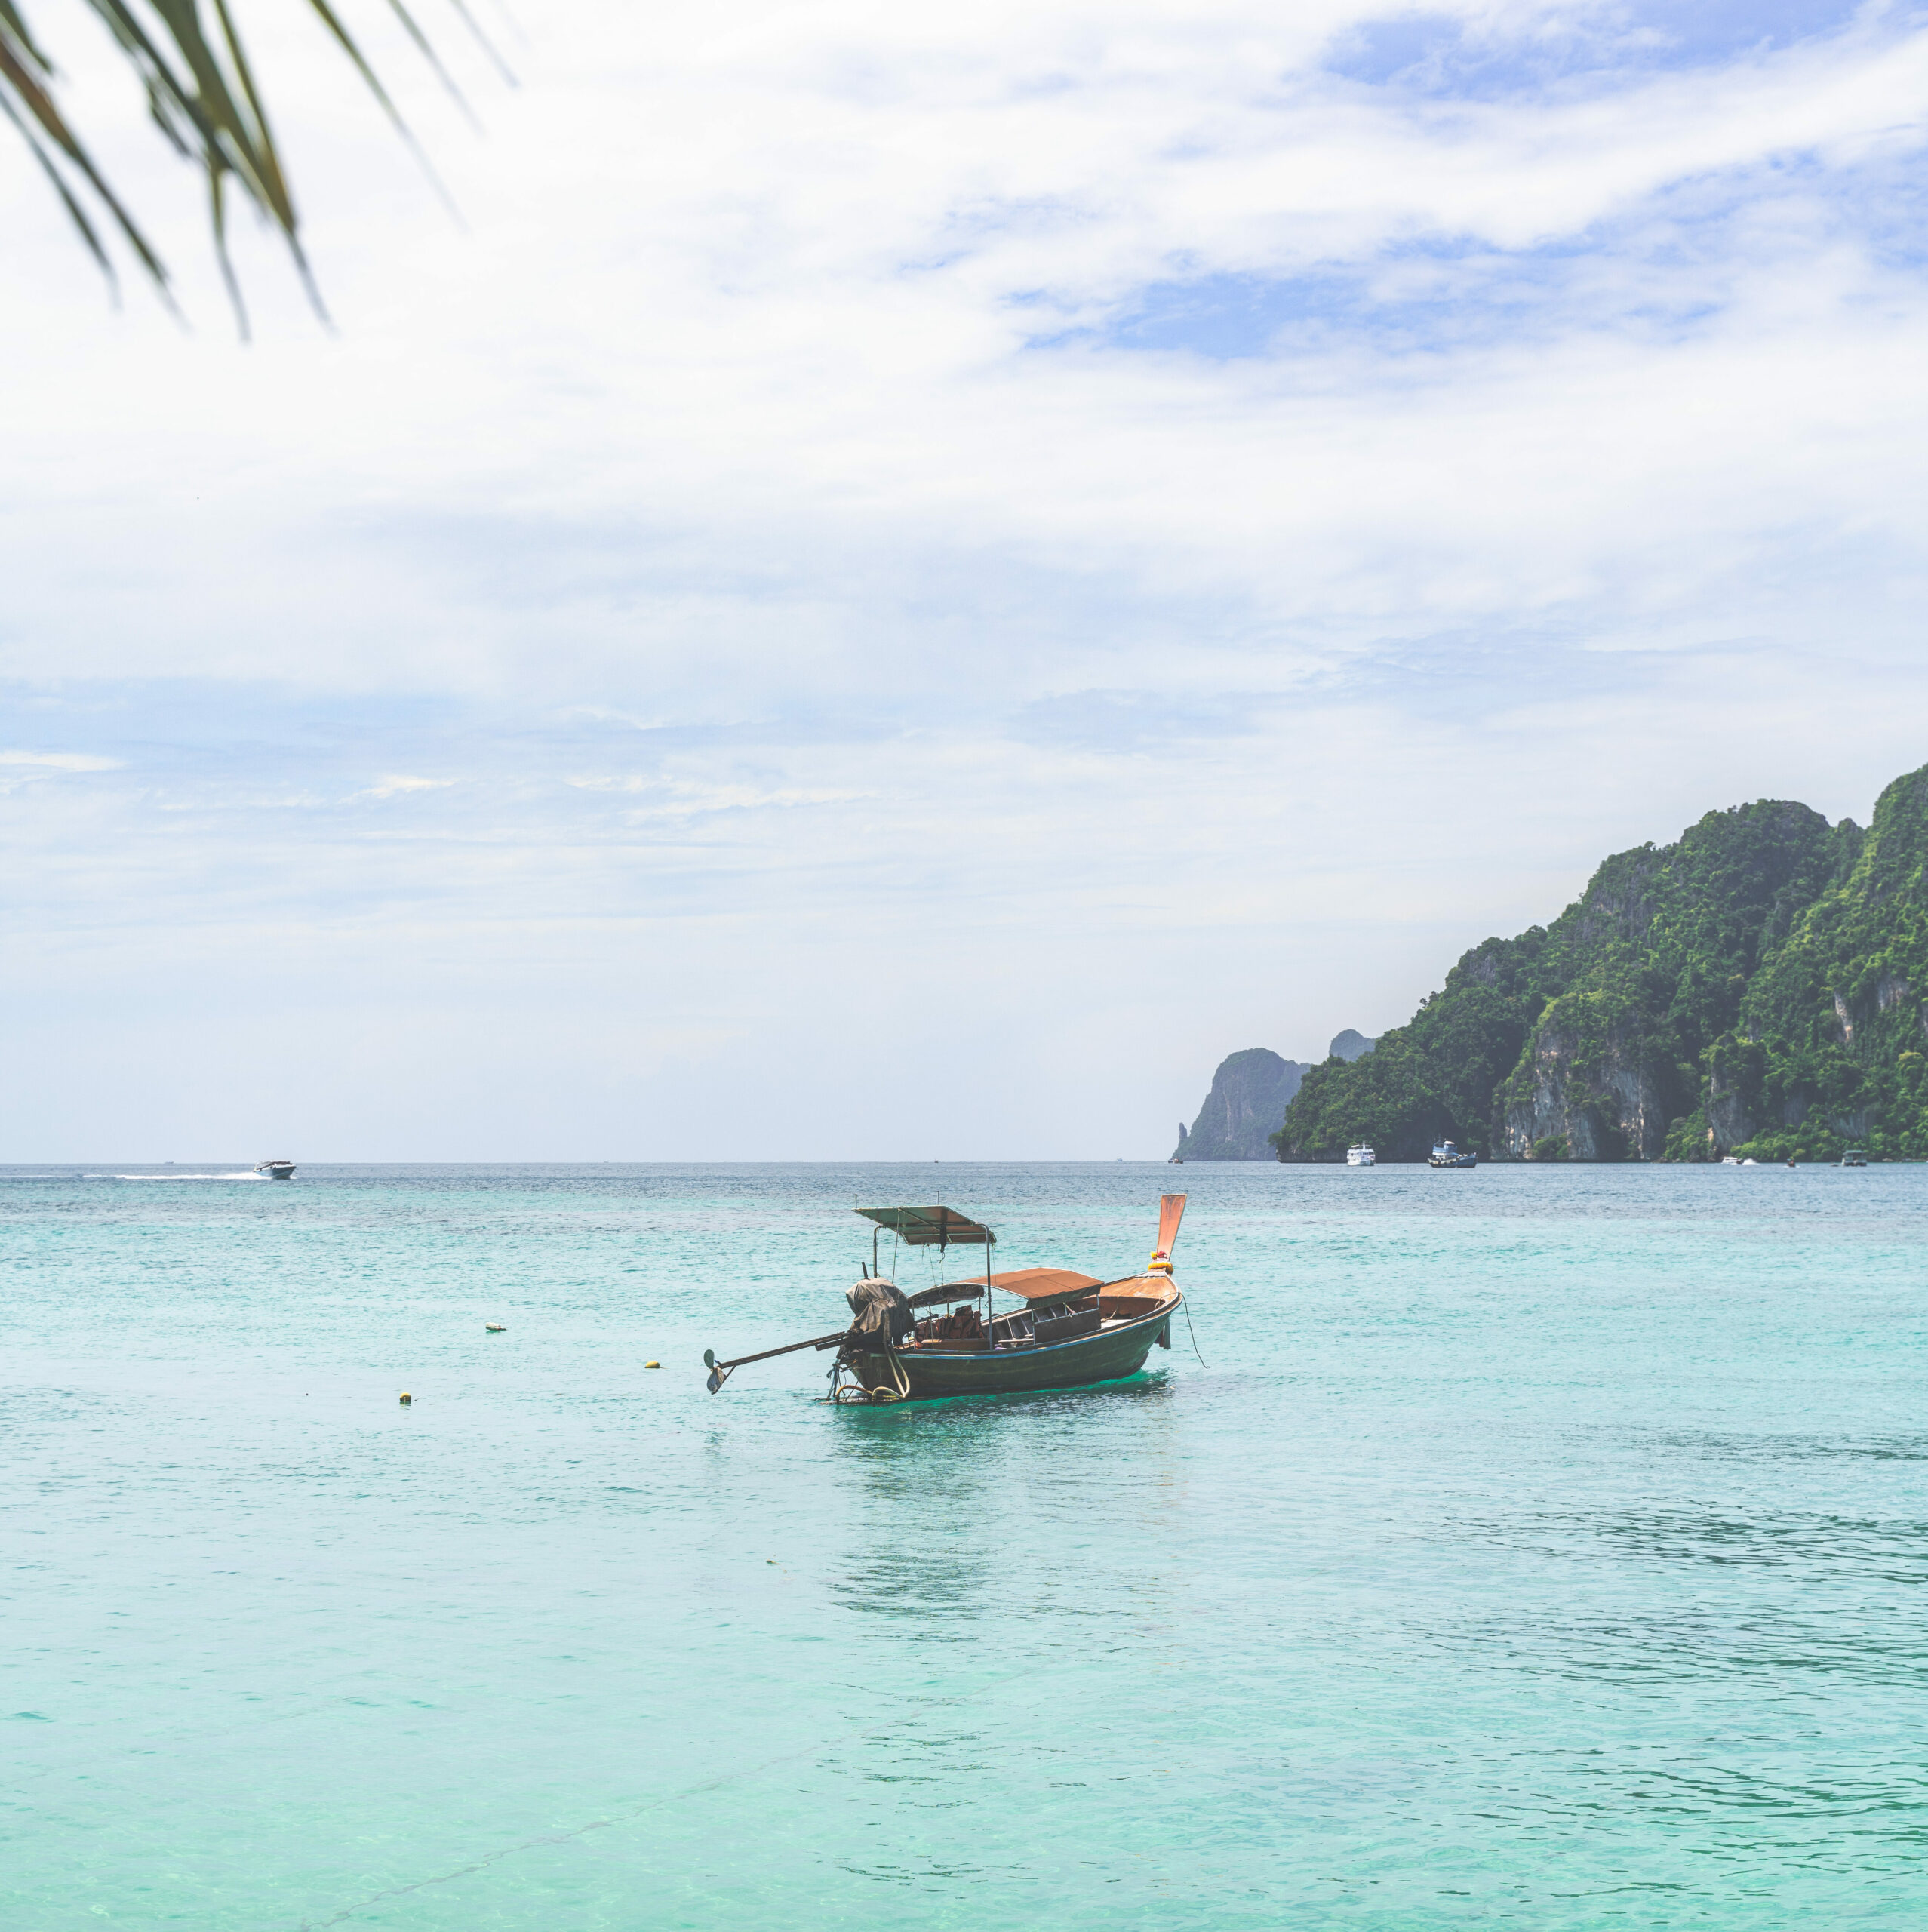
[109, 1173, 265, 1182]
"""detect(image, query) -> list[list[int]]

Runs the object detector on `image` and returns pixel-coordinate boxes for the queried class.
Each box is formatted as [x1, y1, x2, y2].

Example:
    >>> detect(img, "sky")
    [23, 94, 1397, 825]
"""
[2, 0, 1926, 1159]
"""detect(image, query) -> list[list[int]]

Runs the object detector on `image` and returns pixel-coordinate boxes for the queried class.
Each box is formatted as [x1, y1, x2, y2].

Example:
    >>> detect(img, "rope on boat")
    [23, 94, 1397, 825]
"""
[1182, 1296, 1209, 1368]
[827, 1342, 909, 1404]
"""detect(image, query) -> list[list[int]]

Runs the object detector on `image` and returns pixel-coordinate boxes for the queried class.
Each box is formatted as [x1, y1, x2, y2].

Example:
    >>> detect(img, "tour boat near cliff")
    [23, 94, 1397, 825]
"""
[1428, 1140, 1478, 1169]
[1346, 1143, 1376, 1166]
[704, 1197, 1186, 1404]
[254, 1159, 296, 1180]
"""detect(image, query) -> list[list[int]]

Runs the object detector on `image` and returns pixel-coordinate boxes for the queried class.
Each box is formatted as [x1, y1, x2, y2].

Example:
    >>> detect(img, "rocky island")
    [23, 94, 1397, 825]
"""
[1173, 1034, 1375, 1159]
[1272, 761, 1928, 1162]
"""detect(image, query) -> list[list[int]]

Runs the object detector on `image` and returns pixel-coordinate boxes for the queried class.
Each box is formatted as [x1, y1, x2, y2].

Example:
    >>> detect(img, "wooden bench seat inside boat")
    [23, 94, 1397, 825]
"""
[1034, 1306, 1102, 1346]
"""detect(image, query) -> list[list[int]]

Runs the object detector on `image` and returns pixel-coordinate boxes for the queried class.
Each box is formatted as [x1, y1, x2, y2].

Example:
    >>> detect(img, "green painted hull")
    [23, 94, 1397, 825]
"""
[882, 1297, 1177, 1399]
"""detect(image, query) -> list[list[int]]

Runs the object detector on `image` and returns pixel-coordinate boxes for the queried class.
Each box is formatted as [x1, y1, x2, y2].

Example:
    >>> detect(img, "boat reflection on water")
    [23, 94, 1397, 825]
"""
[823, 1376, 1183, 1624]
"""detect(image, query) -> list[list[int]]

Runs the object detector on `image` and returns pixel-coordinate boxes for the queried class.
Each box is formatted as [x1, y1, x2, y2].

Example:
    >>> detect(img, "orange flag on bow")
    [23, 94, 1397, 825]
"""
[1154, 1192, 1186, 1263]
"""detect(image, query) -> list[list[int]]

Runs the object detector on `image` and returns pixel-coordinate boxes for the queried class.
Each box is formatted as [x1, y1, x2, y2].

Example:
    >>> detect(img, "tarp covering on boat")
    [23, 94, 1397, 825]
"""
[856, 1205, 995, 1247]
[846, 1278, 915, 1347]
[949, 1267, 1103, 1302]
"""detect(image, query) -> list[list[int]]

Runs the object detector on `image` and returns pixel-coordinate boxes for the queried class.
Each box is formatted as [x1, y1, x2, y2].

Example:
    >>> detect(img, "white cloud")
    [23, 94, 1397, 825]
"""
[564, 777, 869, 815]
[355, 775, 456, 799]
[0, 750, 122, 771]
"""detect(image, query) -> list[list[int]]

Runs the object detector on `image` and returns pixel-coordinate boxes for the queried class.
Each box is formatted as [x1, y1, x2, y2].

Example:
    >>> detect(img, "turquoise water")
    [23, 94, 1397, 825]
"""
[5, 1161, 1928, 1929]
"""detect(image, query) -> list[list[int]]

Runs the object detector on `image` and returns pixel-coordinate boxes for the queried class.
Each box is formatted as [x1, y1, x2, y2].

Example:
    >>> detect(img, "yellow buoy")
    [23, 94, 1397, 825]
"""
[399, 1392, 412, 1405]
[644, 1360, 661, 1369]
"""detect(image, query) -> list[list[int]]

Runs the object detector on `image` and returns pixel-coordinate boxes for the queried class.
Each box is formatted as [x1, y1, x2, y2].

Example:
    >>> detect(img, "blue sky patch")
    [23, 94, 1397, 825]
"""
[1329, 2, 1871, 98]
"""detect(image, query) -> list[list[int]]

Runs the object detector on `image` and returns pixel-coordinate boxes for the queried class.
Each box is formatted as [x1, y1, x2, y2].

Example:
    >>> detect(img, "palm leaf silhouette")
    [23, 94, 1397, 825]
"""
[0, 1, 497, 331]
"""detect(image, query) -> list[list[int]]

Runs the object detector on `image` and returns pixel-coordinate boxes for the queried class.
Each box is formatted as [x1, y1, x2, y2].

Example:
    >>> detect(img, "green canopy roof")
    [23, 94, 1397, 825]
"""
[855, 1205, 995, 1247]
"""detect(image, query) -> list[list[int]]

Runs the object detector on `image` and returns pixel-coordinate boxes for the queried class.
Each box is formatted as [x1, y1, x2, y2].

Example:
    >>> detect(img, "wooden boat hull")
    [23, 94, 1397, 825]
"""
[857, 1295, 1178, 1400]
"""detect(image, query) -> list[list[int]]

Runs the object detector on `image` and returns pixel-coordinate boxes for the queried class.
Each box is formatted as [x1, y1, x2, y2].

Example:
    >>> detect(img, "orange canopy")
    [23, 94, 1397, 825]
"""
[953, 1267, 1103, 1302]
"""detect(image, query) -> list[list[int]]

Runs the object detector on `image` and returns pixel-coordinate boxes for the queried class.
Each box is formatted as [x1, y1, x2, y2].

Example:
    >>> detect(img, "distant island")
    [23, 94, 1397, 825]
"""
[1173, 1035, 1375, 1160]
[1269, 762, 1928, 1162]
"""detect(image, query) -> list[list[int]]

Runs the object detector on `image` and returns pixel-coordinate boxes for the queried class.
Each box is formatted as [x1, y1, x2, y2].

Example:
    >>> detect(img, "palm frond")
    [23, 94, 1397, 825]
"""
[1, 4, 176, 299]
[1, 1, 489, 329]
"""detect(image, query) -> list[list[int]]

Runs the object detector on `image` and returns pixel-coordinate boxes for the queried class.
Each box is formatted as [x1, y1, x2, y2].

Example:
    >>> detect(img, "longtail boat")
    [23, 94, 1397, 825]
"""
[703, 1195, 1188, 1404]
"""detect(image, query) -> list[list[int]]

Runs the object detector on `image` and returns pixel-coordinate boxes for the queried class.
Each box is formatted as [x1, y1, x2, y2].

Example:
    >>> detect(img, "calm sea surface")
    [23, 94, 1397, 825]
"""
[5, 1161, 1927, 1929]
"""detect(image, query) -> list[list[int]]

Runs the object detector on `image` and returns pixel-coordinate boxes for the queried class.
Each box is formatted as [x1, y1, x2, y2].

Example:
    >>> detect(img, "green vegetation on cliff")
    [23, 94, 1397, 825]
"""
[1275, 764, 1928, 1162]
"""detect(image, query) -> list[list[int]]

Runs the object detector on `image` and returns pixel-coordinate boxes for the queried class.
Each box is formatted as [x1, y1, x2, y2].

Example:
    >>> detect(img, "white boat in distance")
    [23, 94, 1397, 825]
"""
[1346, 1143, 1376, 1166]
[254, 1159, 296, 1180]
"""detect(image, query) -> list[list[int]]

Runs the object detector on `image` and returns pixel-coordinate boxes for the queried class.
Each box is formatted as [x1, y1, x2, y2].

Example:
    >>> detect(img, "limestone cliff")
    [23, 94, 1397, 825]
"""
[1501, 998, 1669, 1160]
[1702, 1036, 1760, 1153]
[1173, 1048, 1308, 1160]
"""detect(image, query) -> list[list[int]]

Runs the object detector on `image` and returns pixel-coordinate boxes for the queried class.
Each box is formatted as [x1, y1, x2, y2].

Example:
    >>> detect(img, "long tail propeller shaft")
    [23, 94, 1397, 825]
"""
[705, 1330, 849, 1392]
